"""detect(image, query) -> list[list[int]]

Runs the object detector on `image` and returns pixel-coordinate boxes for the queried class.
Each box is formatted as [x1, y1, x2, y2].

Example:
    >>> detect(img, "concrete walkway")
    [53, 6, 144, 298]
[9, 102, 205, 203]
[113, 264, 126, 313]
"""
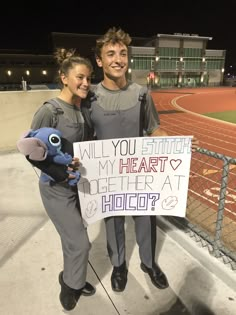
[0, 151, 236, 315]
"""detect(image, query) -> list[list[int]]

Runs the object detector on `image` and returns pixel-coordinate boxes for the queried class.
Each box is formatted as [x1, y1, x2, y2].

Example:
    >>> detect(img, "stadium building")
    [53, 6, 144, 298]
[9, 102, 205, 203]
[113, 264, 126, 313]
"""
[128, 33, 225, 88]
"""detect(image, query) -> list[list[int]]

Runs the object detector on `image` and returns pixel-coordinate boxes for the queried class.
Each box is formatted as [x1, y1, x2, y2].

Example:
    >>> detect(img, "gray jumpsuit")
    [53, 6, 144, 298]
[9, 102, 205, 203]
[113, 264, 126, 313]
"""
[84, 82, 160, 268]
[31, 98, 91, 290]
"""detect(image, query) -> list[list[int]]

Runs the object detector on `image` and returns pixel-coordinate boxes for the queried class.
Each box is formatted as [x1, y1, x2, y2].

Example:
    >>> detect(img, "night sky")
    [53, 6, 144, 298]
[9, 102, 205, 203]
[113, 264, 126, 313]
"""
[1, 0, 235, 70]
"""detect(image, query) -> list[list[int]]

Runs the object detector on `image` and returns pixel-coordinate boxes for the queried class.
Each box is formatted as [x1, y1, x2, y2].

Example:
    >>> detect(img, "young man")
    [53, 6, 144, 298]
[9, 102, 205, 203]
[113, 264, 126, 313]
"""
[83, 27, 174, 292]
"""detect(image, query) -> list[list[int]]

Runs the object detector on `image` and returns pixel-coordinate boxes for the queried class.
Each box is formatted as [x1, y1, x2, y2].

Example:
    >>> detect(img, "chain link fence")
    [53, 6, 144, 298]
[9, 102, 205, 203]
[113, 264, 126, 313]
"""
[166, 148, 236, 270]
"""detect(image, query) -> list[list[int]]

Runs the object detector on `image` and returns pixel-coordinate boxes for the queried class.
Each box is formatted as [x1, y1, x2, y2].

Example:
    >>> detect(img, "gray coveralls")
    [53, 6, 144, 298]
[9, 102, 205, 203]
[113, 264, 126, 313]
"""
[85, 82, 160, 268]
[31, 98, 91, 290]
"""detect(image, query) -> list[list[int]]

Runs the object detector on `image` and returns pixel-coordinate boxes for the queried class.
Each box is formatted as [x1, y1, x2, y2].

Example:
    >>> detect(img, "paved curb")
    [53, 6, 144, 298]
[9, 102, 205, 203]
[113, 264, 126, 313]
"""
[156, 216, 236, 292]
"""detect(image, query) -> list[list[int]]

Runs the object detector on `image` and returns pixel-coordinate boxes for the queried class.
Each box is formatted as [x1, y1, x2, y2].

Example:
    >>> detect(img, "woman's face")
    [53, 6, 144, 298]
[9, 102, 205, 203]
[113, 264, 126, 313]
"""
[61, 64, 92, 99]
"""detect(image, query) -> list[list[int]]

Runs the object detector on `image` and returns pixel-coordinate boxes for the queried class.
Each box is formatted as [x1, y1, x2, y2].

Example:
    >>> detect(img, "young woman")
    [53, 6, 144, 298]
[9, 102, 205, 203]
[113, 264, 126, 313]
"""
[30, 48, 95, 311]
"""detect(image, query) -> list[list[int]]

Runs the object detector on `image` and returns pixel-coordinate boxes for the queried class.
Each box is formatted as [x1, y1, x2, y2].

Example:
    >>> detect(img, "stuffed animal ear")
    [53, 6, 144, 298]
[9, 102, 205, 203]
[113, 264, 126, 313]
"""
[16, 137, 48, 161]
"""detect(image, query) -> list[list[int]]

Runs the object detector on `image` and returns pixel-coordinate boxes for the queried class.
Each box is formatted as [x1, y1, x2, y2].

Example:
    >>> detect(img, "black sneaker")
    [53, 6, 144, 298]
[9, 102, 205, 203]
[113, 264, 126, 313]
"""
[59, 271, 95, 311]
[111, 261, 128, 292]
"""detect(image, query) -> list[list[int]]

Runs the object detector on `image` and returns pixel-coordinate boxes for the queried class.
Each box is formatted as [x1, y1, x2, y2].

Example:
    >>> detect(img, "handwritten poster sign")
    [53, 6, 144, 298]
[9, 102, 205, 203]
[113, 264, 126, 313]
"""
[73, 136, 192, 225]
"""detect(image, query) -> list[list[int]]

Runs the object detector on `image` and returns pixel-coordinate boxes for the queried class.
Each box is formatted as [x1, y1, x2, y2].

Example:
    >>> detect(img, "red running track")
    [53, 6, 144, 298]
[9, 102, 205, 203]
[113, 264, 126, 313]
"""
[152, 87, 236, 220]
[152, 87, 236, 157]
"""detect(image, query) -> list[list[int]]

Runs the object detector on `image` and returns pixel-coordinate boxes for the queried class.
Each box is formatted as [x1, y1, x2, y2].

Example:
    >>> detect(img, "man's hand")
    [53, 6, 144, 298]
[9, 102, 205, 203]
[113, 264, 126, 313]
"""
[191, 137, 199, 153]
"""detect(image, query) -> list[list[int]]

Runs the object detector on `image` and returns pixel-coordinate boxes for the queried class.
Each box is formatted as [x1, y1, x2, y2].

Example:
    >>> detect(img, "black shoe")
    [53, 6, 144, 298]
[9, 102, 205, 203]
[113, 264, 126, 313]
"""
[111, 261, 128, 292]
[81, 282, 96, 296]
[140, 262, 169, 289]
[59, 271, 95, 311]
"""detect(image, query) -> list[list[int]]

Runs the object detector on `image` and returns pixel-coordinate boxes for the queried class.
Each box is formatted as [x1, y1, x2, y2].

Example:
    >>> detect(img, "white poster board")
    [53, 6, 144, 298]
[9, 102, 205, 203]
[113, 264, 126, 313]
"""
[73, 136, 192, 225]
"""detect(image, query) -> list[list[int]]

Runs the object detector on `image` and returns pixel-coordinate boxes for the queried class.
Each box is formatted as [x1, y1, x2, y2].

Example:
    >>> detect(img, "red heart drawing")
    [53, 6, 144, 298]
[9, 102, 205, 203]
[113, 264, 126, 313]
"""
[170, 159, 182, 170]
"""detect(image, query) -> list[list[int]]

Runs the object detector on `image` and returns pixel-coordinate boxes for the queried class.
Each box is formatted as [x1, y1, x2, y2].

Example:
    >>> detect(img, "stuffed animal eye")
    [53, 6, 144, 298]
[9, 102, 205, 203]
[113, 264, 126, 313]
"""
[49, 133, 61, 146]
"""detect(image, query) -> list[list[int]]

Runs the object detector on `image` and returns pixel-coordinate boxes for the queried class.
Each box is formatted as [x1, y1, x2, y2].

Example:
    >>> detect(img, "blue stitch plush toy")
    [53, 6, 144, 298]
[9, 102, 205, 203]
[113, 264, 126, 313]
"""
[17, 127, 80, 186]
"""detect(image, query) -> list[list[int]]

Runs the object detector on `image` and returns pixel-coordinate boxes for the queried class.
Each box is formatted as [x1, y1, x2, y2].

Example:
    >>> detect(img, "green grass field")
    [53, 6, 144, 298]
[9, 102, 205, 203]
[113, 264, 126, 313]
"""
[204, 111, 236, 124]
